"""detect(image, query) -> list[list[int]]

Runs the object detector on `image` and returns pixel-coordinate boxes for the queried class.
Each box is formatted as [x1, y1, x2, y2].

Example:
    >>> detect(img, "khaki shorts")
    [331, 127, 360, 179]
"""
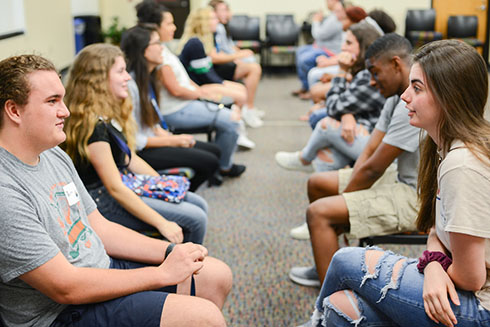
[338, 167, 419, 239]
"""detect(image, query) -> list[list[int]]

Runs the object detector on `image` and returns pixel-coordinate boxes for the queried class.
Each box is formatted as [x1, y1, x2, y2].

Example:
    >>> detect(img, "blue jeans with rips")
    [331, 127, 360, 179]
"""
[310, 247, 490, 327]
[164, 100, 239, 170]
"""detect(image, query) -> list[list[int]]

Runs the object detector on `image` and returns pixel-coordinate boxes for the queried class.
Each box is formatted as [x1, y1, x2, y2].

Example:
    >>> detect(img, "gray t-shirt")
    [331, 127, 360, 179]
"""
[0, 146, 110, 327]
[375, 95, 421, 188]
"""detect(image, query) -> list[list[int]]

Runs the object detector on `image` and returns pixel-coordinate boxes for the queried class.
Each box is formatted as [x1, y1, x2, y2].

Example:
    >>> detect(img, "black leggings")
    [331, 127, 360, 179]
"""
[138, 141, 220, 191]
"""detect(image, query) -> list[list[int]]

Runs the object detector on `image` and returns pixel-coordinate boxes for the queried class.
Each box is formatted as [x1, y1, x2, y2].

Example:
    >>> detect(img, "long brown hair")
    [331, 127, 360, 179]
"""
[120, 24, 161, 129]
[348, 22, 381, 75]
[63, 44, 135, 164]
[415, 40, 490, 232]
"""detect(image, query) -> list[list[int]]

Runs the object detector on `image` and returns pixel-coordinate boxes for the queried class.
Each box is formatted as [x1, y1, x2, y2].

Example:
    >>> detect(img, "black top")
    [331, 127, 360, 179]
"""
[75, 121, 129, 189]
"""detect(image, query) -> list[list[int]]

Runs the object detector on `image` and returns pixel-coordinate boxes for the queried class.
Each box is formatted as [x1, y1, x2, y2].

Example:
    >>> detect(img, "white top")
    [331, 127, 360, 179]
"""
[435, 140, 490, 310]
[159, 44, 194, 115]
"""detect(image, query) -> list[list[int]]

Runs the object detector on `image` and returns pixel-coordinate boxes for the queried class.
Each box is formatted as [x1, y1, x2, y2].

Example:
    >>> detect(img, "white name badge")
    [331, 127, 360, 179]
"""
[63, 182, 80, 206]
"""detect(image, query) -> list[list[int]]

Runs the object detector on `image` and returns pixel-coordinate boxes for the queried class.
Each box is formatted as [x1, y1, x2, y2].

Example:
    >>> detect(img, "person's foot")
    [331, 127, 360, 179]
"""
[290, 222, 310, 240]
[253, 108, 266, 118]
[291, 88, 307, 97]
[275, 151, 313, 172]
[220, 164, 246, 177]
[237, 134, 256, 149]
[289, 266, 321, 287]
[208, 171, 223, 186]
[242, 106, 264, 128]
[237, 120, 256, 149]
[299, 91, 312, 100]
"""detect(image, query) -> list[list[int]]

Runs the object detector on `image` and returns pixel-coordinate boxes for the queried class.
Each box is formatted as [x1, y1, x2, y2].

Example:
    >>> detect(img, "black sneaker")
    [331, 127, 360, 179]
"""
[208, 172, 223, 186]
[220, 164, 246, 177]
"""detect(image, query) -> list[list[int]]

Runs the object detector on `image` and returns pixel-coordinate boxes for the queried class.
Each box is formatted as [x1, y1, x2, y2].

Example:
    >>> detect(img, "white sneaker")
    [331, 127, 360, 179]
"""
[242, 106, 264, 128]
[275, 151, 313, 172]
[249, 106, 266, 118]
[237, 134, 256, 149]
[290, 222, 310, 240]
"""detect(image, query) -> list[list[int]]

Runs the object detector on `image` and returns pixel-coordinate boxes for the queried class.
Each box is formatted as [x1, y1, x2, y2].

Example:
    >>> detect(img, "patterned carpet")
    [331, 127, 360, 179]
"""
[195, 74, 425, 326]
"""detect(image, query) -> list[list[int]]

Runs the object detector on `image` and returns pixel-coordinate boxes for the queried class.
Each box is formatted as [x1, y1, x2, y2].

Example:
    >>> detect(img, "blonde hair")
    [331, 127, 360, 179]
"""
[177, 7, 215, 54]
[63, 43, 135, 165]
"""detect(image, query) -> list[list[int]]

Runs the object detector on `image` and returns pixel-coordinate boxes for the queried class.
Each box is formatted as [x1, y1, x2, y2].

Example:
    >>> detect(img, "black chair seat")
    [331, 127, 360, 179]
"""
[447, 15, 484, 49]
[359, 232, 428, 247]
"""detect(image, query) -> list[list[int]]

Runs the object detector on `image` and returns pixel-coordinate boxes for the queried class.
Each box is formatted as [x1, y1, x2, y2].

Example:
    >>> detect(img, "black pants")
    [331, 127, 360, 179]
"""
[138, 141, 220, 191]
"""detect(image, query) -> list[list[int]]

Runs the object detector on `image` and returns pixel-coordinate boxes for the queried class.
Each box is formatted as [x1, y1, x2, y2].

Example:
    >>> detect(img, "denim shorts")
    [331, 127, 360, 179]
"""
[49, 258, 194, 327]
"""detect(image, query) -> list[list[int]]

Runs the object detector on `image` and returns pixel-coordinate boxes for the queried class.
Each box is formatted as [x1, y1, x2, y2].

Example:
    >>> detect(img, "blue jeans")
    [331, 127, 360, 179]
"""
[311, 247, 490, 327]
[296, 45, 329, 90]
[89, 185, 208, 244]
[164, 100, 239, 170]
[307, 65, 340, 89]
[309, 108, 328, 129]
[301, 118, 370, 172]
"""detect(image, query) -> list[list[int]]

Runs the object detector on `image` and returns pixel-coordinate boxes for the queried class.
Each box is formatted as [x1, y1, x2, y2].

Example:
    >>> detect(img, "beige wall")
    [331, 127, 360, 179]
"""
[99, 0, 137, 31]
[1, 0, 489, 69]
[0, 0, 74, 69]
[192, 0, 431, 35]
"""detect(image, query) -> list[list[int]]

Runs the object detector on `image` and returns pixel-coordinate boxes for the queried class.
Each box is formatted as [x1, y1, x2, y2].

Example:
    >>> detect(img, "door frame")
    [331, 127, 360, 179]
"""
[431, 0, 490, 64]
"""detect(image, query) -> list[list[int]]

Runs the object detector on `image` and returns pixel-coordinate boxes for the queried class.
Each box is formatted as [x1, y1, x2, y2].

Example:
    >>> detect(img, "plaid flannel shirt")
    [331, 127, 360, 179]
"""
[326, 69, 385, 131]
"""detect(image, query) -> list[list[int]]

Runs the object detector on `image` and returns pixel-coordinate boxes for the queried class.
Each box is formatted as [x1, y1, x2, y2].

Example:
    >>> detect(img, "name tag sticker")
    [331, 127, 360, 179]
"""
[63, 182, 80, 206]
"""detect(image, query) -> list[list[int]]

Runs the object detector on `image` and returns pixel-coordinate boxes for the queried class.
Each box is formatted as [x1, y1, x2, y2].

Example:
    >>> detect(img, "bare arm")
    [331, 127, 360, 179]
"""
[209, 48, 253, 64]
[158, 66, 201, 100]
[88, 208, 169, 263]
[18, 241, 206, 305]
[447, 232, 486, 291]
[88, 142, 183, 243]
[344, 129, 402, 192]
[145, 127, 195, 149]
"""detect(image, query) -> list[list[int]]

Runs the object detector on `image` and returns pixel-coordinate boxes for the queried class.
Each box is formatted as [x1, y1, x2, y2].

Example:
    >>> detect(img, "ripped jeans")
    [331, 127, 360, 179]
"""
[301, 117, 370, 172]
[311, 247, 490, 327]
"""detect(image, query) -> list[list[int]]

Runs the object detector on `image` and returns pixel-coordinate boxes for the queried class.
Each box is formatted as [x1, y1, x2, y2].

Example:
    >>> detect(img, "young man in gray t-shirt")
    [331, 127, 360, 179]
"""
[0, 55, 231, 327]
[289, 34, 421, 286]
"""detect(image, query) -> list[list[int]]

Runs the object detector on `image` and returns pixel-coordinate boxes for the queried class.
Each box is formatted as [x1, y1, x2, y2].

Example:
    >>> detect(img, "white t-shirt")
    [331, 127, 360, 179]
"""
[159, 44, 195, 115]
[435, 140, 490, 310]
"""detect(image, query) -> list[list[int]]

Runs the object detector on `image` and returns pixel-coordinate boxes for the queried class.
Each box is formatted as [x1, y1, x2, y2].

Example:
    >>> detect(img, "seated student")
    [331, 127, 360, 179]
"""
[307, 6, 369, 104]
[305, 40, 490, 327]
[276, 22, 384, 174]
[63, 43, 208, 244]
[288, 34, 420, 286]
[119, 21, 227, 189]
[176, 7, 246, 104]
[0, 54, 232, 327]
[209, 0, 264, 128]
[171, 7, 256, 150]
[292, 0, 344, 100]
[307, 7, 396, 102]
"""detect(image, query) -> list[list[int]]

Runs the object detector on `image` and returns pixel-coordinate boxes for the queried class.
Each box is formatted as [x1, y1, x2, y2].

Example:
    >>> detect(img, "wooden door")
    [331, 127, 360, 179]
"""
[432, 0, 487, 40]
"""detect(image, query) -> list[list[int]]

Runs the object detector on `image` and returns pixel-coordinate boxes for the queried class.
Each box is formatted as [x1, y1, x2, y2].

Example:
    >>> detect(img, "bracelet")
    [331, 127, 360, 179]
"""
[164, 243, 175, 260]
[417, 250, 452, 274]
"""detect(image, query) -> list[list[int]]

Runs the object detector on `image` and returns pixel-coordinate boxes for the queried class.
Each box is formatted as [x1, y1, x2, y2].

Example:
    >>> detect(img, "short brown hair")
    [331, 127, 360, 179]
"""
[0, 55, 56, 127]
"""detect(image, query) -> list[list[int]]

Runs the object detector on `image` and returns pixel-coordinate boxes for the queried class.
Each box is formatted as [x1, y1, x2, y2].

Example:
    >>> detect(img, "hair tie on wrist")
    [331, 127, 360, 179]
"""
[164, 243, 175, 260]
[417, 250, 452, 274]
